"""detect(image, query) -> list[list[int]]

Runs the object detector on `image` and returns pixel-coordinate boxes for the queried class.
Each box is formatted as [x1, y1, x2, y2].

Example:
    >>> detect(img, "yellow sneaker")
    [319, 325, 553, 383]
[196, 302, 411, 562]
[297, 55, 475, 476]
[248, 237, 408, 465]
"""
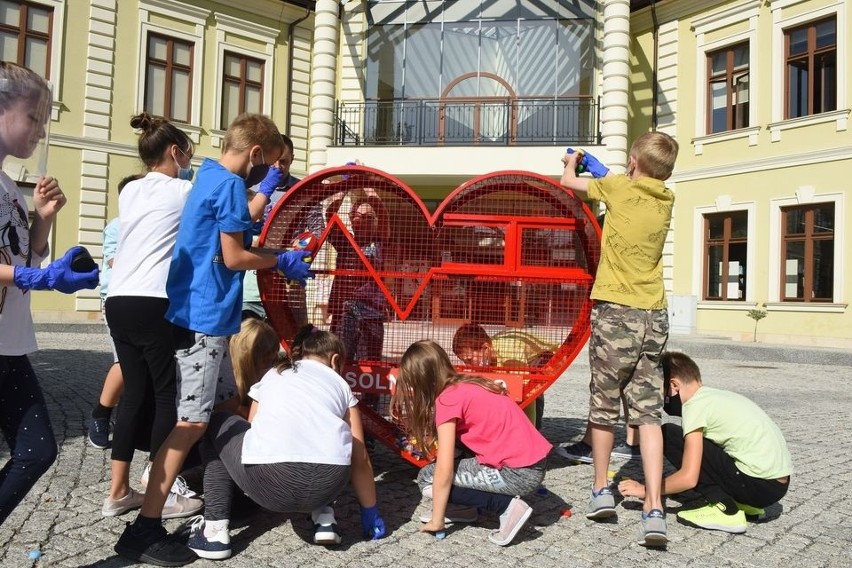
[735, 501, 766, 521]
[677, 503, 746, 534]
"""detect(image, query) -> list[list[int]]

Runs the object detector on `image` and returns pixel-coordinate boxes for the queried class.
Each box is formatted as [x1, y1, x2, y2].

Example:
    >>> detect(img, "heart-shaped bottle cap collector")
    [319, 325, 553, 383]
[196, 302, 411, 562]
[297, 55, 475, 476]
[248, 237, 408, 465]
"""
[258, 165, 601, 466]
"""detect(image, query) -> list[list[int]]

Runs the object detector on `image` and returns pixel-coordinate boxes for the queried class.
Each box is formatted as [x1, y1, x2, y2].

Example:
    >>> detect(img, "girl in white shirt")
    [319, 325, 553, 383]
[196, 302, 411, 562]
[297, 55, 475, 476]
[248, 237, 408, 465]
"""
[101, 113, 202, 520]
[187, 325, 385, 560]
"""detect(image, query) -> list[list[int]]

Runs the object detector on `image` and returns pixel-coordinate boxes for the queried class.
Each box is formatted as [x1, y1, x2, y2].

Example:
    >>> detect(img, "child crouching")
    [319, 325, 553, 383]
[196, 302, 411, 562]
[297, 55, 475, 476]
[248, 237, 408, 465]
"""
[392, 340, 551, 546]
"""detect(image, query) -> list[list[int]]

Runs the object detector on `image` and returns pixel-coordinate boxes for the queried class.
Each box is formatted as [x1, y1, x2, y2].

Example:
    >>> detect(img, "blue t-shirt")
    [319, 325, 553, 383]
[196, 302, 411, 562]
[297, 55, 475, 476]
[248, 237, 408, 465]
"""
[165, 158, 252, 336]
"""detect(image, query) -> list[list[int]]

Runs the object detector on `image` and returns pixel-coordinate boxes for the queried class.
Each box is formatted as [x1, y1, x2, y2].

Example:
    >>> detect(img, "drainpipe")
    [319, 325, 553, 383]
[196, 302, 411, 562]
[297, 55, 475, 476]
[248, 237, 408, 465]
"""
[286, 7, 312, 134]
[651, 0, 659, 130]
[307, 0, 341, 172]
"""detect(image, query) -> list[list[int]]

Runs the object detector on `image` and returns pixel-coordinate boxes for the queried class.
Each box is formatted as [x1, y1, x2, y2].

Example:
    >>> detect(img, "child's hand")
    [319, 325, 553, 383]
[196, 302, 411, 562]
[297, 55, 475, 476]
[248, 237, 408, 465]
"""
[359, 504, 386, 540]
[33, 176, 66, 218]
[562, 150, 579, 170]
[618, 479, 646, 499]
[420, 518, 445, 534]
[257, 166, 284, 199]
[579, 150, 610, 178]
[276, 250, 314, 287]
[14, 246, 99, 293]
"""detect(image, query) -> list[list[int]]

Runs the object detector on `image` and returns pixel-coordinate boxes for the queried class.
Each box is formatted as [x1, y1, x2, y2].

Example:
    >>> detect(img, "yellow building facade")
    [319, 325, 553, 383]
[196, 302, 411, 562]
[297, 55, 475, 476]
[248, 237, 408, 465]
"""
[631, 0, 851, 347]
[6, 0, 848, 347]
[2, 0, 316, 320]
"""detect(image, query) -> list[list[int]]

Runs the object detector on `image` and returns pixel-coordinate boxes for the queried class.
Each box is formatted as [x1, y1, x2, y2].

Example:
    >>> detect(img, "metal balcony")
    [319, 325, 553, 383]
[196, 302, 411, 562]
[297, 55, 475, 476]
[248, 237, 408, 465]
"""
[334, 96, 600, 147]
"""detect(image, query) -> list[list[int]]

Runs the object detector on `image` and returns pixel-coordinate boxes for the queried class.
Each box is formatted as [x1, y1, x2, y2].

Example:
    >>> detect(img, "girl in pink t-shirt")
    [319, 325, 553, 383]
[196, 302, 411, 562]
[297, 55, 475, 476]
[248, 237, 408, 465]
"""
[392, 340, 551, 546]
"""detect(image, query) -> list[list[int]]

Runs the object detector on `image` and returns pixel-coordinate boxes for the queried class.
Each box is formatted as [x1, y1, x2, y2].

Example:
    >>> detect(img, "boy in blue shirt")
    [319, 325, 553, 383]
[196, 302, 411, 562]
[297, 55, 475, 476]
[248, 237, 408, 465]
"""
[115, 114, 312, 566]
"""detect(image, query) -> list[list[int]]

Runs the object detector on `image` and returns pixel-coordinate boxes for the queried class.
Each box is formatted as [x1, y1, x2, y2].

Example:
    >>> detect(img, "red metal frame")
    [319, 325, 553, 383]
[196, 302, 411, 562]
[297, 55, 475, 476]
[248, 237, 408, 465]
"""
[258, 165, 601, 467]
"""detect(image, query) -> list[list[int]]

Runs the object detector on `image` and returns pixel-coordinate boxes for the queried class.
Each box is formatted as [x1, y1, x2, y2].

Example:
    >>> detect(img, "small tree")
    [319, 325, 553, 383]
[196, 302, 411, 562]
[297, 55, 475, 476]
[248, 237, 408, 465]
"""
[746, 305, 768, 342]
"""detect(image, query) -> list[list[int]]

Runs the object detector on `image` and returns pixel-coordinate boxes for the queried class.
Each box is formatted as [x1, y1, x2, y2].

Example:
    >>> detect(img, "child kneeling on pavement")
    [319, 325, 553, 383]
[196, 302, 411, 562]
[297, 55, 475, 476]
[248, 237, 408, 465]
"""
[188, 324, 385, 560]
[392, 340, 551, 546]
[618, 351, 792, 534]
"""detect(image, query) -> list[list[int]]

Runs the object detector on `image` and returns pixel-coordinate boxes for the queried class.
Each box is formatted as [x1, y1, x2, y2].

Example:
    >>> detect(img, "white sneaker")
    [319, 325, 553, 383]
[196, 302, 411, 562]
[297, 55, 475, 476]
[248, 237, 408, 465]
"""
[311, 505, 342, 545]
[101, 489, 145, 517]
[140, 462, 198, 498]
[488, 497, 533, 546]
[162, 491, 204, 520]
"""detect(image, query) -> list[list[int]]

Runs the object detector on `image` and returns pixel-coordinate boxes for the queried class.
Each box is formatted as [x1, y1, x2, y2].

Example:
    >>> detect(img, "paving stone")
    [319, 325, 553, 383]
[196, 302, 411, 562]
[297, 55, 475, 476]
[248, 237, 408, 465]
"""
[0, 330, 847, 566]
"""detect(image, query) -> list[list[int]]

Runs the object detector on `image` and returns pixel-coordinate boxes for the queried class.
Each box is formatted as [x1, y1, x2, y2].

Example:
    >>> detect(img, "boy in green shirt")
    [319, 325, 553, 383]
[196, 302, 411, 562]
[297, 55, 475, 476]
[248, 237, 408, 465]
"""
[618, 351, 792, 534]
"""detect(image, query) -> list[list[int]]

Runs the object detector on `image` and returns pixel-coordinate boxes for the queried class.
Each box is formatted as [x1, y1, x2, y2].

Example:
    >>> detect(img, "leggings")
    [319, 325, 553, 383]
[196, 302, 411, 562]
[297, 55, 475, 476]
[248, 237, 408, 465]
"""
[202, 411, 349, 521]
[105, 296, 178, 462]
[417, 455, 547, 515]
[663, 423, 789, 512]
[0, 355, 57, 526]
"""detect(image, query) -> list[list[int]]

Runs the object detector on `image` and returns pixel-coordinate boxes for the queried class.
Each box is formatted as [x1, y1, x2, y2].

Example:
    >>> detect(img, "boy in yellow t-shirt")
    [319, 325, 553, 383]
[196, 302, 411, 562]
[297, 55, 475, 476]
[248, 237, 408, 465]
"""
[560, 131, 678, 546]
[619, 351, 792, 534]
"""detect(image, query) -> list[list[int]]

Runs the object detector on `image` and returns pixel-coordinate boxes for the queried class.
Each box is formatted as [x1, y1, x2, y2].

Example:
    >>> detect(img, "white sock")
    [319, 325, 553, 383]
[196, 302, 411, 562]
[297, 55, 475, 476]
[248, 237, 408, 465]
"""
[205, 518, 229, 537]
[311, 505, 336, 526]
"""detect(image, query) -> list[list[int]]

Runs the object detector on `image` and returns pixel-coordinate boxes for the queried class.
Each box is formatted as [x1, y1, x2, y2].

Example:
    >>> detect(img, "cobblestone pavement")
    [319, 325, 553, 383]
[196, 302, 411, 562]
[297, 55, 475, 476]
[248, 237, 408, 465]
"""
[0, 329, 849, 567]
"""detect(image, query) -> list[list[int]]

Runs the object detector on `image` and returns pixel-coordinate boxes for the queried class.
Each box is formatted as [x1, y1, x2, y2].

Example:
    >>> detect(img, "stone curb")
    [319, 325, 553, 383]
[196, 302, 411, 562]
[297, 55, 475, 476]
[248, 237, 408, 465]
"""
[34, 322, 852, 366]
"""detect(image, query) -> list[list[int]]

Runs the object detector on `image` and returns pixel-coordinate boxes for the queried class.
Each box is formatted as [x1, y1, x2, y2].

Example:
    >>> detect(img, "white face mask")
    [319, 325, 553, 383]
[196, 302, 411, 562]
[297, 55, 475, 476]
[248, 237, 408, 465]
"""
[174, 148, 194, 181]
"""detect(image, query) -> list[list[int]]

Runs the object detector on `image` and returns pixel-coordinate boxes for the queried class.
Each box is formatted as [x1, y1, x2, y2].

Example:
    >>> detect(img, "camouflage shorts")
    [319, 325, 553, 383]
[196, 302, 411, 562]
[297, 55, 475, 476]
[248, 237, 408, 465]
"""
[588, 302, 668, 426]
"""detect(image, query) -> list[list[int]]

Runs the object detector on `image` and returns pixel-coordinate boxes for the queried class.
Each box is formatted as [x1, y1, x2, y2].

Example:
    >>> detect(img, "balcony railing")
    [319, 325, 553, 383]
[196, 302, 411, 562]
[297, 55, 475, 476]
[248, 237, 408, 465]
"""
[334, 96, 600, 147]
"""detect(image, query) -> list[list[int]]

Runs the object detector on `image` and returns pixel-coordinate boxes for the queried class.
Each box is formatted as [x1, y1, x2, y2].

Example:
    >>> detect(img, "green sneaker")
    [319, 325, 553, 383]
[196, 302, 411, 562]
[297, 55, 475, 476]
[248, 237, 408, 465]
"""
[735, 501, 766, 521]
[677, 503, 746, 534]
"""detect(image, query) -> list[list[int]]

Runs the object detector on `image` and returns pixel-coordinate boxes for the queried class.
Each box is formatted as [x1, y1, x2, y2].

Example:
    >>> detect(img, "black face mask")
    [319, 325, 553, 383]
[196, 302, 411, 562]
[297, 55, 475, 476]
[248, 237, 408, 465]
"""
[244, 149, 269, 187]
[245, 164, 269, 188]
[664, 393, 682, 417]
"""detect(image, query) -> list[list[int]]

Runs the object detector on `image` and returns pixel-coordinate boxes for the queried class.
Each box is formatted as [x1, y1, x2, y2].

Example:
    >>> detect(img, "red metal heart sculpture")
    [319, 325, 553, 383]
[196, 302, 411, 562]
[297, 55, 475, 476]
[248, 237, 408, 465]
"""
[258, 165, 600, 466]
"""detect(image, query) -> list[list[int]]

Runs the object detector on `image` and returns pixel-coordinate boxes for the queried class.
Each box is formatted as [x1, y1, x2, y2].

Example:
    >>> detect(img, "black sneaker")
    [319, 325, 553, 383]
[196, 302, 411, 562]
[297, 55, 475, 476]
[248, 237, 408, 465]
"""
[114, 521, 197, 567]
[555, 441, 593, 464]
[88, 412, 111, 449]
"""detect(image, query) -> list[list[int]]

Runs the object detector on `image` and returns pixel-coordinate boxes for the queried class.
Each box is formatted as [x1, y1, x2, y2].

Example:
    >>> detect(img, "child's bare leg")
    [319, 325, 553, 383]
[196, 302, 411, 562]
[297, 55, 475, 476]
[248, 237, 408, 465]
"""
[590, 423, 614, 490]
[621, 394, 639, 446]
[638, 423, 663, 512]
[139, 421, 206, 518]
[626, 425, 639, 446]
[99, 363, 124, 406]
[109, 459, 132, 500]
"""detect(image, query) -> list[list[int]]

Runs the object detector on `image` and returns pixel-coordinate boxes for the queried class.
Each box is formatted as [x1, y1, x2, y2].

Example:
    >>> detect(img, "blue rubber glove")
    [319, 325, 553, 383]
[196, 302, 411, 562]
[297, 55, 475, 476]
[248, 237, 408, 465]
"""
[257, 166, 284, 199]
[276, 250, 314, 287]
[579, 150, 609, 178]
[13, 246, 100, 294]
[359, 504, 386, 540]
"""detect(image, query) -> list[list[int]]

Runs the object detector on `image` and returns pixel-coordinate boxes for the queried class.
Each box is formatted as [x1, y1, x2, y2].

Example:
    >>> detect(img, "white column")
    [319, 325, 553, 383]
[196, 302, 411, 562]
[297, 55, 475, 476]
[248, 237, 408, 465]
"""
[308, 0, 340, 173]
[600, 0, 631, 172]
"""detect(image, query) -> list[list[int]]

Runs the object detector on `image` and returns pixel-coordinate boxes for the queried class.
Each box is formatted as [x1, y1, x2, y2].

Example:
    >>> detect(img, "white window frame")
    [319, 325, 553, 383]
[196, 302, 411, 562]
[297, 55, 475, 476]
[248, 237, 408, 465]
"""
[769, 0, 848, 141]
[693, 197, 757, 308]
[136, 0, 209, 143]
[768, 187, 844, 311]
[209, 13, 277, 147]
[691, 0, 760, 155]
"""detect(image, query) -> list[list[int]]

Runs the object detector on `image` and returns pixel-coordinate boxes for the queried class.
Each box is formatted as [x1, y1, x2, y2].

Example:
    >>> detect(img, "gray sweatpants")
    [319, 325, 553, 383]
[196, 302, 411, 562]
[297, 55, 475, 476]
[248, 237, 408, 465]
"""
[417, 456, 546, 497]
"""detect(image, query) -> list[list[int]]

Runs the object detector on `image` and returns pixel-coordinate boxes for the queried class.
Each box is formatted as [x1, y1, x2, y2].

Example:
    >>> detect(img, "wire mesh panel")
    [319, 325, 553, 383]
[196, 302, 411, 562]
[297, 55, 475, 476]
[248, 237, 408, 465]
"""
[258, 165, 600, 466]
